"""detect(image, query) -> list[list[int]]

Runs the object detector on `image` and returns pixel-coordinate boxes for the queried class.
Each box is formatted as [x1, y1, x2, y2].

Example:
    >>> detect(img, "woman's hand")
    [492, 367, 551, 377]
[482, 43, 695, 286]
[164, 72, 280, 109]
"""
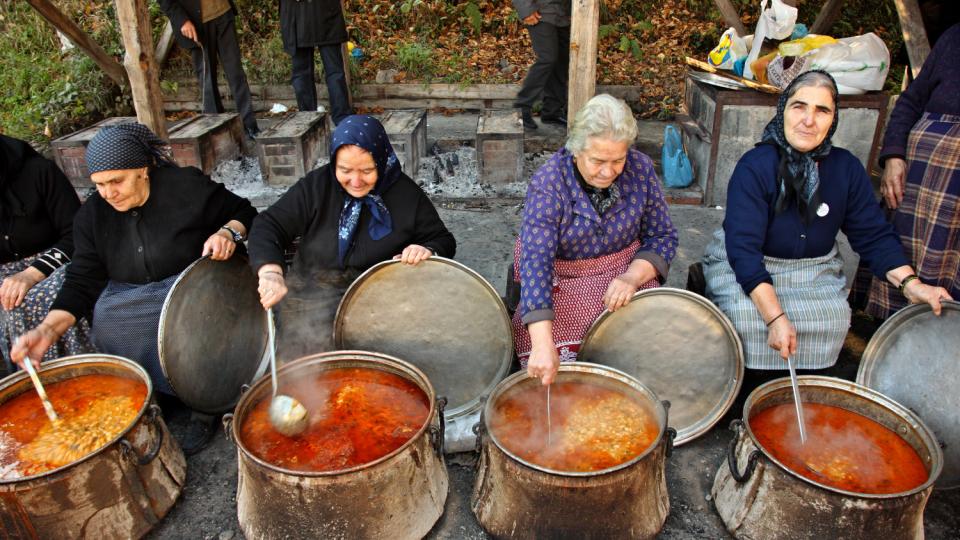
[0, 267, 44, 311]
[903, 280, 953, 315]
[881, 157, 907, 209]
[767, 315, 797, 361]
[10, 311, 75, 371]
[526, 320, 559, 385]
[257, 266, 288, 309]
[202, 229, 236, 261]
[603, 275, 638, 312]
[522, 11, 542, 25]
[395, 244, 433, 266]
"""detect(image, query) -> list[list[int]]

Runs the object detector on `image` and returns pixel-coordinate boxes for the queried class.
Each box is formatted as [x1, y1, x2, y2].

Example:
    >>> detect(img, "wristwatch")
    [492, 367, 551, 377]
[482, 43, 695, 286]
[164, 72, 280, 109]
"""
[220, 225, 244, 243]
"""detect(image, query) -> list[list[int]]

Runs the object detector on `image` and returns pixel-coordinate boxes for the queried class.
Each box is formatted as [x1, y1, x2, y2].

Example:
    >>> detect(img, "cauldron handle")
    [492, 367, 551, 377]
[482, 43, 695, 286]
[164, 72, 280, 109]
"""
[222, 413, 235, 443]
[727, 419, 761, 483]
[120, 404, 164, 466]
[661, 400, 677, 458]
[472, 397, 488, 455]
[429, 396, 448, 457]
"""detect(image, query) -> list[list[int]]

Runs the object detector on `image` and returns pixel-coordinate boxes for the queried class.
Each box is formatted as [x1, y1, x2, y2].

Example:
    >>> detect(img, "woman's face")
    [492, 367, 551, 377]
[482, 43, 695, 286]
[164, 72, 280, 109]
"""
[574, 137, 630, 189]
[783, 85, 835, 153]
[90, 166, 150, 212]
[335, 145, 378, 198]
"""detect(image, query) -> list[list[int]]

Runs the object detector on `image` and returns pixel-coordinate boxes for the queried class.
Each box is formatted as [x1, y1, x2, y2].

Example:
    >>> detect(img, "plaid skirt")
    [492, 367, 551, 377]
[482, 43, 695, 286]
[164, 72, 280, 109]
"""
[1, 257, 93, 366]
[703, 229, 850, 370]
[512, 239, 658, 365]
[858, 112, 960, 319]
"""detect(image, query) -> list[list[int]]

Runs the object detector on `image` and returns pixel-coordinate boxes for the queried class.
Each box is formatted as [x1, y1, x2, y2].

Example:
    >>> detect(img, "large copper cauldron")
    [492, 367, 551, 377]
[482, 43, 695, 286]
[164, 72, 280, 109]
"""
[0, 354, 185, 539]
[472, 363, 674, 539]
[712, 376, 942, 539]
[227, 350, 448, 540]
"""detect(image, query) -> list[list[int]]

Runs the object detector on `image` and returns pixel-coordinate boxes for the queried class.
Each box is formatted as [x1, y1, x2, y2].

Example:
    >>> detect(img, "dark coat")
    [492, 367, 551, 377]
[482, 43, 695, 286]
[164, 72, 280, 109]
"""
[157, 0, 238, 50]
[279, 0, 348, 53]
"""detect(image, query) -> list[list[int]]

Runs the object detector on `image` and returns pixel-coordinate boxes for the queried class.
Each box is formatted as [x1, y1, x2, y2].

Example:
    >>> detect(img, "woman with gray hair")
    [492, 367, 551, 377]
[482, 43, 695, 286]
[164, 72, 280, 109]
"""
[514, 94, 679, 385]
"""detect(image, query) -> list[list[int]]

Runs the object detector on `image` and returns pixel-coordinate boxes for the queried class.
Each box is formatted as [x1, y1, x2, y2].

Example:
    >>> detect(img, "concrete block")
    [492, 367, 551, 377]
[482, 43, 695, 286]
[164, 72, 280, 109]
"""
[255, 111, 329, 186]
[50, 117, 137, 188]
[168, 113, 244, 175]
[376, 110, 427, 174]
[477, 110, 523, 186]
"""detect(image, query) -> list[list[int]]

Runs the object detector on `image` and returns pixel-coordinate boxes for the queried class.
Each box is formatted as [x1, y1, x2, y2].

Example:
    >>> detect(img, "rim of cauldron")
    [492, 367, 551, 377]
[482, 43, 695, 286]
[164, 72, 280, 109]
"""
[0, 354, 154, 484]
[231, 350, 437, 477]
[483, 362, 669, 477]
[741, 375, 943, 499]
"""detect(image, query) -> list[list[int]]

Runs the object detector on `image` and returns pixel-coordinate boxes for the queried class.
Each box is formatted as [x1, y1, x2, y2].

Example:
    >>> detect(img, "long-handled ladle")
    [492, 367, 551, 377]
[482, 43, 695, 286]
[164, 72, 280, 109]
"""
[265, 308, 308, 437]
[22, 358, 59, 423]
[787, 355, 807, 444]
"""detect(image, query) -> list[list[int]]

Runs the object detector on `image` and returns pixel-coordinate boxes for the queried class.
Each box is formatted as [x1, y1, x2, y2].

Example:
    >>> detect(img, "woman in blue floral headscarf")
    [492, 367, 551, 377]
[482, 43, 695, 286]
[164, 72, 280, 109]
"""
[248, 115, 456, 358]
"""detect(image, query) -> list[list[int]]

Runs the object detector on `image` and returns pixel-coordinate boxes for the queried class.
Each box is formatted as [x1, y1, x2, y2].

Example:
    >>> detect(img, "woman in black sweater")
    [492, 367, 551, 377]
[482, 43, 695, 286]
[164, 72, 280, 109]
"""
[0, 135, 91, 366]
[248, 115, 456, 358]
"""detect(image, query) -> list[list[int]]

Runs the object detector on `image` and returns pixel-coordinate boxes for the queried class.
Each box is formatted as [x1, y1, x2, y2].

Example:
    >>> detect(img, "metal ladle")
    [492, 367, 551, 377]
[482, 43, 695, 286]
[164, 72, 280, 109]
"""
[786, 355, 807, 444]
[23, 358, 59, 423]
[266, 308, 308, 437]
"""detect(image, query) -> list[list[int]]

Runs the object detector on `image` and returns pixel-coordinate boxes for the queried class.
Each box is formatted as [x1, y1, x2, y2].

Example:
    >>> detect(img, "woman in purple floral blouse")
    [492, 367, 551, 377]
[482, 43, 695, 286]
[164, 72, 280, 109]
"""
[513, 94, 679, 385]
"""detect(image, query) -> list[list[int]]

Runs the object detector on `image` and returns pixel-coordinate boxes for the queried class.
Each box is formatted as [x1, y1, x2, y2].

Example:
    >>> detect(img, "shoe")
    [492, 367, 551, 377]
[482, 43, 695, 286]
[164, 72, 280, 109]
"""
[245, 128, 260, 141]
[541, 114, 567, 127]
[521, 110, 538, 130]
[180, 412, 217, 456]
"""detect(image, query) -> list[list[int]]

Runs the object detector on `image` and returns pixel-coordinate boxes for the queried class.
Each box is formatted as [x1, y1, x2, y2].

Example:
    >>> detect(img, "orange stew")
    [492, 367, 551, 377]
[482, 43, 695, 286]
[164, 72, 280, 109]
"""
[750, 402, 929, 494]
[490, 381, 659, 472]
[0, 374, 147, 479]
[239, 368, 429, 472]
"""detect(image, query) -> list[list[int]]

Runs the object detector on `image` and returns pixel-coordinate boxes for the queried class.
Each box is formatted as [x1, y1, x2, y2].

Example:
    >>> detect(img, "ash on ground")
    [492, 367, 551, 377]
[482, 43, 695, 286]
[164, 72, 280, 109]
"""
[415, 147, 552, 199]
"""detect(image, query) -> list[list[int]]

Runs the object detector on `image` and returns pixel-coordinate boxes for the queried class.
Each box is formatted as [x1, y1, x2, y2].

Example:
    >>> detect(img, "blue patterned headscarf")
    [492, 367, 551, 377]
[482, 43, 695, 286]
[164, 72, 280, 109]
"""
[330, 115, 403, 267]
[85, 122, 174, 174]
[759, 70, 839, 220]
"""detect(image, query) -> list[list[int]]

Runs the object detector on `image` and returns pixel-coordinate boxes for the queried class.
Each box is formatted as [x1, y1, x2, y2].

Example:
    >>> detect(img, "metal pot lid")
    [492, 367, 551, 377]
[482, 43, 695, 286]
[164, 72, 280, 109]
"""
[159, 256, 269, 414]
[857, 301, 960, 489]
[579, 287, 744, 446]
[334, 257, 512, 419]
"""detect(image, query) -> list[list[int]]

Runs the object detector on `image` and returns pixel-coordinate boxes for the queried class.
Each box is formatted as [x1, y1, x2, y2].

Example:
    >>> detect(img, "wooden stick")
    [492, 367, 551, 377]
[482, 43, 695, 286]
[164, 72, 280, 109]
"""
[685, 57, 781, 94]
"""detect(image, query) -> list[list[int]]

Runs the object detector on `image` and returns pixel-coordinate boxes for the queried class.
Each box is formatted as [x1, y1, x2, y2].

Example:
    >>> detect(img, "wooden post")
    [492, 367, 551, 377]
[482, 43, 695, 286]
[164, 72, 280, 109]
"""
[154, 20, 175, 67]
[810, 0, 846, 35]
[712, 0, 747, 37]
[340, 0, 354, 109]
[114, 0, 168, 138]
[567, 0, 600, 126]
[26, 0, 127, 87]
[894, 0, 931, 78]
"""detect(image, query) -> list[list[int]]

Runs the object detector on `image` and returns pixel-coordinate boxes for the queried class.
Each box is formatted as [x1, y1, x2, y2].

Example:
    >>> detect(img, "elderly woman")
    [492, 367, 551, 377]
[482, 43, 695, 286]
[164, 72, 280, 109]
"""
[248, 115, 456, 358]
[703, 71, 952, 373]
[11, 123, 256, 453]
[1, 135, 91, 367]
[515, 94, 679, 385]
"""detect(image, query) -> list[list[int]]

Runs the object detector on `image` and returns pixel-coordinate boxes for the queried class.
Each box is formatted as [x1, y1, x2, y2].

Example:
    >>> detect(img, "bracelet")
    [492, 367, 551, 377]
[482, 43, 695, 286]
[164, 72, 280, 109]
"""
[766, 312, 785, 327]
[898, 274, 919, 295]
[260, 270, 283, 277]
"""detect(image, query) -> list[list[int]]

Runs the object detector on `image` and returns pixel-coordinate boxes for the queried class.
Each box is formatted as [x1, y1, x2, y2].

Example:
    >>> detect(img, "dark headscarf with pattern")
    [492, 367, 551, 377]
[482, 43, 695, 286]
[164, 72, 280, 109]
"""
[759, 70, 839, 221]
[85, 122, 174, 174]
[330, 115, 403, 267]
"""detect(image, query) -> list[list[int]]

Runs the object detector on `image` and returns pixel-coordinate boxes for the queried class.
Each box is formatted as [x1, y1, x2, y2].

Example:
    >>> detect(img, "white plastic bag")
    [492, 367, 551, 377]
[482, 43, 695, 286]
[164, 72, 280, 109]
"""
[708, 27, 748, 70]
[803, 33, 890, 94]
[743, 0, 798, 80]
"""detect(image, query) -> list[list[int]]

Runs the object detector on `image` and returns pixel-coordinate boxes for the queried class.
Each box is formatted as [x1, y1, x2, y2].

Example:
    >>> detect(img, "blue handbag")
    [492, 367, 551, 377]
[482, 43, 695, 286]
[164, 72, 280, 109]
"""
[662, 124, 694, 188]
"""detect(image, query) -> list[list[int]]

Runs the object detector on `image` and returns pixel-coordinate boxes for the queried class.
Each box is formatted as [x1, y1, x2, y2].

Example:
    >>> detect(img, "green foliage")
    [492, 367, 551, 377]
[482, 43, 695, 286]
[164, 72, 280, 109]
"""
[463, 2, 483, 36]
[618, 35, 643, 61]
[396, 41, 434, 79]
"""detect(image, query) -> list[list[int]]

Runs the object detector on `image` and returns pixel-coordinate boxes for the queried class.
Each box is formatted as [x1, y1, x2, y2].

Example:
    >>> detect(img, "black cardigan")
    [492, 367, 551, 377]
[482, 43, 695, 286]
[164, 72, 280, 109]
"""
[0, 135, 80, 276]
[248, 165, 456, 275]
[52, 165, 257, 320]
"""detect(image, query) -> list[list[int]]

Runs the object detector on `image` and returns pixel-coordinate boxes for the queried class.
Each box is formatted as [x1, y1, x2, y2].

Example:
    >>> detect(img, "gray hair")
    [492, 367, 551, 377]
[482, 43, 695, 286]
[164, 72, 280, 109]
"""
[784, 70, 838, 107]
[564, 94, 638, 154]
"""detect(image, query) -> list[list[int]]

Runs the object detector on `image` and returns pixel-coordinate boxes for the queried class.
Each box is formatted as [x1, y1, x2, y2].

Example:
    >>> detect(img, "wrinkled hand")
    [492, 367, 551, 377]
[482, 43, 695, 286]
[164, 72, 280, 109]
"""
[202, 229, 236, 261]
[257, 271, 288, 309]
[0, 268, 44, 311]
[10, 324, 57, 371]
[881, 158, 907, 209]
[180, 20, 199, 44]
[394, 244, 433, 266]
[522, 11, 542, 25]
[527, 341, 560, 386]
[903, 280, 953, 315]
[603, 275, 638, 312]
[767, 316, 797, 361]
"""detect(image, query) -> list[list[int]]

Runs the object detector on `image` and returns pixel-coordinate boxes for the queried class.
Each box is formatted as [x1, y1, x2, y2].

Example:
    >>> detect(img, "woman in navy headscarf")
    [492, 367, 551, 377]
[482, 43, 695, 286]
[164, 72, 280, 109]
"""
[247, 115, 456, 358]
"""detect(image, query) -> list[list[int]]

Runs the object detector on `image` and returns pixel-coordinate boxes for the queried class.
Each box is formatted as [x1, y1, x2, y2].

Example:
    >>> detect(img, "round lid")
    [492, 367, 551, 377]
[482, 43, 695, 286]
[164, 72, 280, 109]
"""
[159, 256, 269, 413]
[857, 301, 960, 489]
[578, 287, 744, 446]
[334, 257, 512, 419]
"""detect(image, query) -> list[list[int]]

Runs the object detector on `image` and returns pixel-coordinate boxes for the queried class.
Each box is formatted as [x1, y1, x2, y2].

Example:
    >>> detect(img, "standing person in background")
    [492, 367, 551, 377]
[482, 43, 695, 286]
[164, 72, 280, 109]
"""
[280, 0, 354, 124]
[157, 0, 260, 139]
[512, 0, 570, 130]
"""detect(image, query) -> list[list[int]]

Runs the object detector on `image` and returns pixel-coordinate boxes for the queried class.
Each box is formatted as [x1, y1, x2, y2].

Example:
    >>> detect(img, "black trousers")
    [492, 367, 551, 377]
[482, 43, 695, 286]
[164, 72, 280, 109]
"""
[290, 45, 353, 125]
[515, 22, 570, 118]
[189, 14, 258, 134]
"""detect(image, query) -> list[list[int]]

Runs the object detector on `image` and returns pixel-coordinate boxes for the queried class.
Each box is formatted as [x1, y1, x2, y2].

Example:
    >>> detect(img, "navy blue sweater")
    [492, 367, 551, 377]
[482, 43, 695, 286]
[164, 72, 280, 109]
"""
[723, 145, 907, 294]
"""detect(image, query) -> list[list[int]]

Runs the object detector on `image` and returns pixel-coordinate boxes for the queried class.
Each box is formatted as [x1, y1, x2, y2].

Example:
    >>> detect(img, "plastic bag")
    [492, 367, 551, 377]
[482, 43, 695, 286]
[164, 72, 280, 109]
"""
[777, 34, 837, 57]
[743, 0, 798, 80]
[708, 28, 748, 70]
[662, 125, 694, 189]
[803, 33, 890, 93]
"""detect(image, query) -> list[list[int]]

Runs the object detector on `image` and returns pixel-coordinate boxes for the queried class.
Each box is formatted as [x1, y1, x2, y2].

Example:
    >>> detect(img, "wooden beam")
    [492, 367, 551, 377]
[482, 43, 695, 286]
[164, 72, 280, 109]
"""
[341, 0, 353, 108]
[26, 0, 127, 86]
[712, 0, 747, 37]
[894, 0, 931, 78]
[811, 0, 845, 35]
[567, 0, 600, 126]
[154, 20, 175, 67]
[114, 0, 168, 138]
